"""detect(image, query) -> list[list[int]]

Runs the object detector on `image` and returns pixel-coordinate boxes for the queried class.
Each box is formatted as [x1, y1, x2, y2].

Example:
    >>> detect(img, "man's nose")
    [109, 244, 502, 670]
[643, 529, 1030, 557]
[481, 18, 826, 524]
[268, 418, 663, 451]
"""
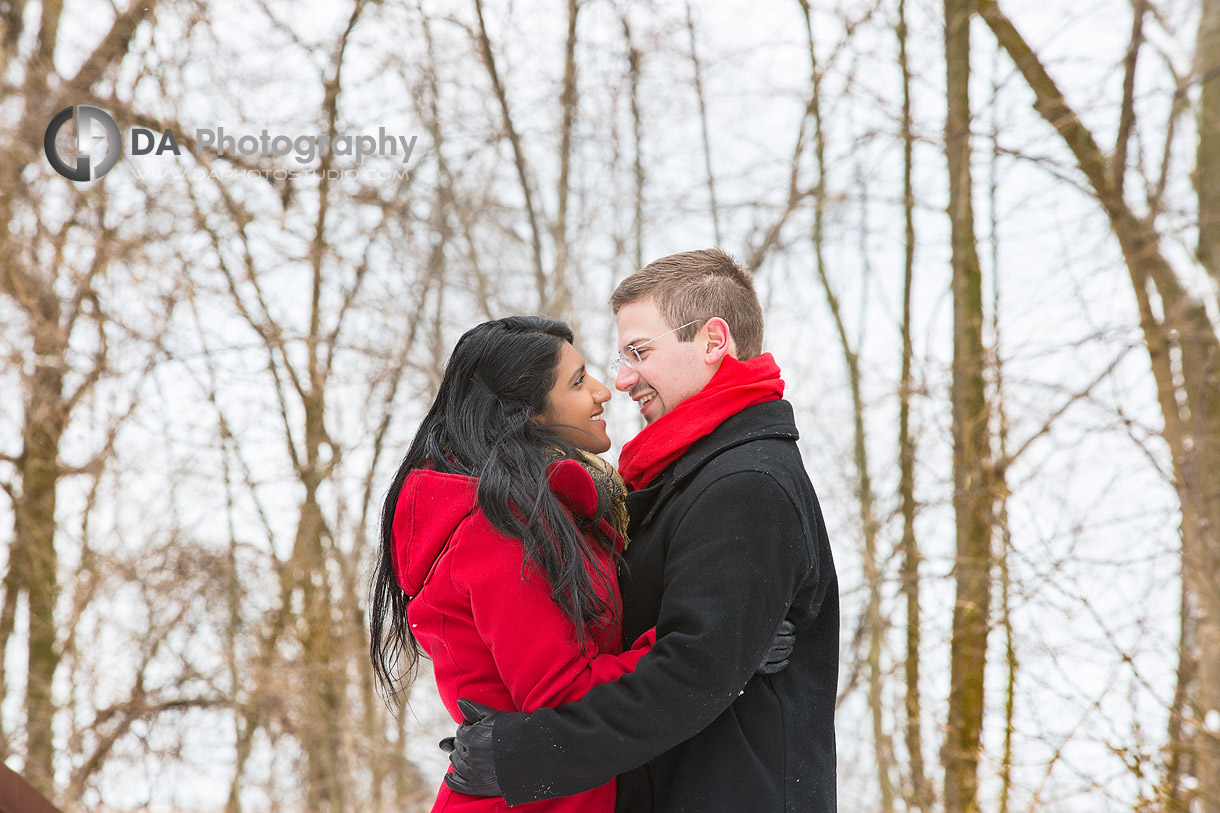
[615, 364, 637, 392]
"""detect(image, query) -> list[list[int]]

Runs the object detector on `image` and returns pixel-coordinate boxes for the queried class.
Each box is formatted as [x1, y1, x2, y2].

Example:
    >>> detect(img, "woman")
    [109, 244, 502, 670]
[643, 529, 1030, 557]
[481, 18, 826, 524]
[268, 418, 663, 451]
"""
[369, 316, 652, 813]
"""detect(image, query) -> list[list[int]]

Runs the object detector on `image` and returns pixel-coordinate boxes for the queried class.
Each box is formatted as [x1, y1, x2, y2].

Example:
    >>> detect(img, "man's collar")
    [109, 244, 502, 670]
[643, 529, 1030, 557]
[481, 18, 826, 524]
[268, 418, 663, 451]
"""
[626, 400, 799, 528]
[670, 399, 798, 483]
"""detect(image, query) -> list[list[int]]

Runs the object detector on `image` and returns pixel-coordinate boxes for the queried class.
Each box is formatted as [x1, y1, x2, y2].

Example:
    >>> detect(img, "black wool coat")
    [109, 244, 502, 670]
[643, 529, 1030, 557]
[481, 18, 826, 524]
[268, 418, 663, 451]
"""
[492, 399, 839, 812]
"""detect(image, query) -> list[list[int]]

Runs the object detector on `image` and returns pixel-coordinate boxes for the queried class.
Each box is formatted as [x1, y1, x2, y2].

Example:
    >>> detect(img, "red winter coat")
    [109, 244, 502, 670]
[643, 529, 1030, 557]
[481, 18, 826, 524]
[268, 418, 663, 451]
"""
[392, 459, 655, 813]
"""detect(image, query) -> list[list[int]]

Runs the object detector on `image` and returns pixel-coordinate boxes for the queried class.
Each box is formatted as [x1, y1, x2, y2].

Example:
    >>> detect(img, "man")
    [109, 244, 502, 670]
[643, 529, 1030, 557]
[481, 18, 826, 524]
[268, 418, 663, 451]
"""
[446, 248, 839, 812]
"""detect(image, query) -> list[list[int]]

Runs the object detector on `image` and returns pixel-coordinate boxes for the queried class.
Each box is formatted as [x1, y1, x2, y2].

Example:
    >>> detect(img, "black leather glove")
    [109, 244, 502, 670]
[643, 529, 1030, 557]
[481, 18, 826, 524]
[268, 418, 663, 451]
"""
[757, 619, 796, 675]
[443, 698, 503, 796]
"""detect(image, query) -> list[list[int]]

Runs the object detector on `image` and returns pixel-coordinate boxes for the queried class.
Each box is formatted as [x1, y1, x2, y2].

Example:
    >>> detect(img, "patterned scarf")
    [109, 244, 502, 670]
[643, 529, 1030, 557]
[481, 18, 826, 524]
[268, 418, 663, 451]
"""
[575, 450, 631, 548]
[543, 446, 631, 549]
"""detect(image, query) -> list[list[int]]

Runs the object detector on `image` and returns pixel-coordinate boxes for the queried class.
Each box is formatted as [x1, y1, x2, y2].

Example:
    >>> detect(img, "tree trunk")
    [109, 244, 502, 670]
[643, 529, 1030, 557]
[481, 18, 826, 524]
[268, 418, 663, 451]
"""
[550, 0, 579, 322]
[301, 93, 345, 812]
[943, 1, 994, 811]
[797, 0, 897, 802]
[685, 0, 722, 245]
[897, 0, 931, 805]
[12, 289, 67, 798]
[0, 2, 157, 797]
[1163, 568, 1199, 813]
[1191, 8, 1220, 807]
[813, 186, 898, 813]
[987, 51, 1017, 813]
[1196, 0, 1220, 290]
[621, 13, 644, 272]
[295, 473, 345, 812]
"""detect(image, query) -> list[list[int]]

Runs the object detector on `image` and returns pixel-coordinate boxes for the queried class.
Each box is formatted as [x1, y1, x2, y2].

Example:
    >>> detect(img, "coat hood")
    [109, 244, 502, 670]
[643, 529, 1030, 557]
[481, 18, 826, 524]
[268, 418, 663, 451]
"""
[391, 460, 603, 597]
[392, 469, 479, 597]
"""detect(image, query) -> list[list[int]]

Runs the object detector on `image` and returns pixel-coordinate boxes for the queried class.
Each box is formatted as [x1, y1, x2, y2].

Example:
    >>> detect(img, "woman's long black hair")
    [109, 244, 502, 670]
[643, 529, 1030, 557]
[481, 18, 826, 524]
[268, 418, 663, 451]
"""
[369, 316, 619, 707]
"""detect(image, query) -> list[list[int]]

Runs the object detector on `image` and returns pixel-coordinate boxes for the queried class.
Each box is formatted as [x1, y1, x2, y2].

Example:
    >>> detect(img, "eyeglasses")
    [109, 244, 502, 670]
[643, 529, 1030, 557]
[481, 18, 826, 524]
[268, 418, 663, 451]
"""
[609, 320, 705, 374]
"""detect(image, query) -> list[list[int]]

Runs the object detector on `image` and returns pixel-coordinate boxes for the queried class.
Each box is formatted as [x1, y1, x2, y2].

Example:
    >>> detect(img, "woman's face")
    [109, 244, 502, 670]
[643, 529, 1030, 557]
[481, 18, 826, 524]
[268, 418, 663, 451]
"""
[533, 341, 613, 453]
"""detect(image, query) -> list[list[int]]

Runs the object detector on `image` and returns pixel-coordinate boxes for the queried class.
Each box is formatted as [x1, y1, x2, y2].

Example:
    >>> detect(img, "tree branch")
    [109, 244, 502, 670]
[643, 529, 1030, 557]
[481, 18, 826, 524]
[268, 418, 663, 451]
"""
[976, 0, 1208, 328]
[1112, 0, 1147, 198]
[67, 0, 160, 97]
[1001, 343, 1139, 470]
[548, 0, 579, 320]
[975, 0, 1118, 212]
[472, 0, 548, 307]
[620, 11, 644, 272]
[685, 0, 722, 245]
[1148, 62, 1189, 217]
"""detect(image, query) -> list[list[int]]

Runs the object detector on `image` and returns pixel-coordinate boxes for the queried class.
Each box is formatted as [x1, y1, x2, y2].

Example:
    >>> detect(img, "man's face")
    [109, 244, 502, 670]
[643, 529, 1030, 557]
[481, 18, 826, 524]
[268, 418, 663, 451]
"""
[614, 299, 716, 424]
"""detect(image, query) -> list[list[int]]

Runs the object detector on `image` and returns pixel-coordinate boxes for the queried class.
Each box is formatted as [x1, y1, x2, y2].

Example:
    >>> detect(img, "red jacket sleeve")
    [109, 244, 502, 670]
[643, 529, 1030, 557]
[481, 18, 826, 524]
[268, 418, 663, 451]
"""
[451, 521, 655, 713]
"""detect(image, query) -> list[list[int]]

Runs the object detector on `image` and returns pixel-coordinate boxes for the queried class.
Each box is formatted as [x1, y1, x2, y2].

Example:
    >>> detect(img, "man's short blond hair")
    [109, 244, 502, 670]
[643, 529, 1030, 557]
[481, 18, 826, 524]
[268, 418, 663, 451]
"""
[610, 248, 764, 359]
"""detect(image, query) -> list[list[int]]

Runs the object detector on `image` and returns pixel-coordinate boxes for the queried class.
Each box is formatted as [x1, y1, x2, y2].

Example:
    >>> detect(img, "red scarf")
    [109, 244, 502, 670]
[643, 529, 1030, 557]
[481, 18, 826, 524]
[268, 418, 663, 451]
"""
[617, 353, 784, 491]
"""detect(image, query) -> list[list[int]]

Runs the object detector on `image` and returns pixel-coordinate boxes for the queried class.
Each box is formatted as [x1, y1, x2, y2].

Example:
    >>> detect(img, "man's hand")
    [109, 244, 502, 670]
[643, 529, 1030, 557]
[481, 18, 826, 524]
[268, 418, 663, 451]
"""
[756, 619, 796, 675]
[439, 621, 792, 797]
[442, 698, 503, 796]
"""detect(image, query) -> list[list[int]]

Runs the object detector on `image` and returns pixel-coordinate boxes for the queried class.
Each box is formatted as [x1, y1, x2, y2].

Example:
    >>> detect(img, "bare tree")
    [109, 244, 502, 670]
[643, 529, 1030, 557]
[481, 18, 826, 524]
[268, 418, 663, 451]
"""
[973, 1, 1220, 808]
[802, 30, 898, 805]
[896, 0, 931, 808]
[0, 0, 165, 797]
[685, 0, 723, 245]
[943, 1, 997, 810]
[986, 46, 1018, 813]
[620, 9, 645, 272]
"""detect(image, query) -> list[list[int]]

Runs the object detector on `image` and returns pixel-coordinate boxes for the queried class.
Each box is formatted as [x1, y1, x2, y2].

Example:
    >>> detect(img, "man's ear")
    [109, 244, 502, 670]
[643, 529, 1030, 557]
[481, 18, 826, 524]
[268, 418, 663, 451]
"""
[702, 317, 735, 364]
